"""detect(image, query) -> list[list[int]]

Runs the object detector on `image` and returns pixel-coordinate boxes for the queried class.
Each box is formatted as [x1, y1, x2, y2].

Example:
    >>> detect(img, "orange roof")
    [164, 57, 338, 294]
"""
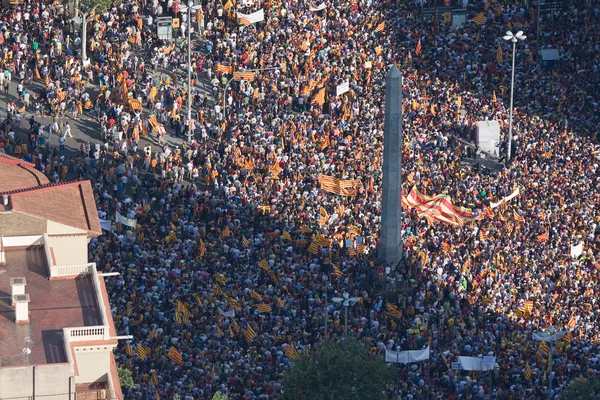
[9, 181, 102, 236]
[0, 153, 49, 193]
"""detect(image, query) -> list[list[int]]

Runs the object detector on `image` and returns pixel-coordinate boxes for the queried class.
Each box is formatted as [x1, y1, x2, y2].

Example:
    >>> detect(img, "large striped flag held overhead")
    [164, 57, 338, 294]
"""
[415, 39, 422, 56]
[318, 174, 361, 196]
[244, 325, 257, 341]
[472, 12, 485, 24]
[311, 88, 326, 106]
[524, 362, 532, 380]
[402, 186, 478, 226]
[168, 346, 183, 365]
[538, 340, 550, 357]
[233, 71, 256, 81]
[285, 345, 300, 360]
[137, 344, 149, 359]
[215, 64, 234, 74]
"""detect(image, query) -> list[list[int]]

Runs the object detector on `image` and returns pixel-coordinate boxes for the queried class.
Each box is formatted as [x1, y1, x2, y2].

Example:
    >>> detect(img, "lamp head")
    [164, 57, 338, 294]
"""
[515, 31, 527, 40]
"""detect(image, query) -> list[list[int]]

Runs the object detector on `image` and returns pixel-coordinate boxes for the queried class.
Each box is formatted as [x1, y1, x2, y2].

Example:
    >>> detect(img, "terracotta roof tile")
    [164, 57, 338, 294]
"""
[0, 154, 49, 193]
[10, 181, 101, 236]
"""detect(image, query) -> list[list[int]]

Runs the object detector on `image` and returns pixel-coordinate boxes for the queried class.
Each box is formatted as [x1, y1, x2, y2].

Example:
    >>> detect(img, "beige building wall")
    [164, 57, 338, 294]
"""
[47, 234, 89, 266]
[0, 364, 74, 400]
[47, 220, 88, 236]
[73, 347, 112, 384]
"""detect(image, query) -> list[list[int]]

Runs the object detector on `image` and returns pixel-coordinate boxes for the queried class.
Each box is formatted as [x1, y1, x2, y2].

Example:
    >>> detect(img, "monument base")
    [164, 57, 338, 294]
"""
[378, 242, 403, 265]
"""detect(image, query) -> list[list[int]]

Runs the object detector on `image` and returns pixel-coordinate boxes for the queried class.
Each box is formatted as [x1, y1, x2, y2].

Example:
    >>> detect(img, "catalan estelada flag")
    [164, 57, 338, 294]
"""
[472, 12, 485, 24]
[168, 346, 183, 365]
[244, 325, 257, 341]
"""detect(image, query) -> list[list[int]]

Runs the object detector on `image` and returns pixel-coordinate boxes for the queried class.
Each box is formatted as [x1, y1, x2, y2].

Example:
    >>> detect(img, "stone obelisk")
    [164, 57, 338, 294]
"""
[378, 65, 403, 265]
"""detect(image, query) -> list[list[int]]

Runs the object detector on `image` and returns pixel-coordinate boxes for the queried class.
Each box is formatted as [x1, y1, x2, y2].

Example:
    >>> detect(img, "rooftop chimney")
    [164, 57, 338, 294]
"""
[13, 294, 30, 324]
[10, 277, 26, 306]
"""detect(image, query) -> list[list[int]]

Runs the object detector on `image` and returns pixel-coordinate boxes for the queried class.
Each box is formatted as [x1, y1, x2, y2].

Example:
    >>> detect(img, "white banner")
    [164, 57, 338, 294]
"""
[237, 9, 265, 24]
[386, 346, 430, 364]
[490, 188, 520, 209]
[570, 242, 583, 258]
[309, 2, 326, 11]
[458, 356, 496, 371]
[99, 219, 113, 232]
[217, 307, 235, 318]
[336, 81, 350, 96]
[116, 212, 137, 228]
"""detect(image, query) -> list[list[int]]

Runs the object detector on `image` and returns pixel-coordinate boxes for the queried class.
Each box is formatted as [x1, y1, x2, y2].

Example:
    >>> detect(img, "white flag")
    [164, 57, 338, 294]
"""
[116, 212, 137, 228]
[570, 242, 583, 258]
[336, 81, 350, 96]
[309, 2, 326, 11]
[490, 187, 520, 208]
[237, 9, 265, 24]
[386, 346, 430, 364]
[218, 307, 235, 318]
[458, 356, 496, 371]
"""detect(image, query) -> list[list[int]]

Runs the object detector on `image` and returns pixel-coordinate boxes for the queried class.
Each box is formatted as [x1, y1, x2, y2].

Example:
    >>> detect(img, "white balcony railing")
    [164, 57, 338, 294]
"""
[52, 263, 95, 277]
[65, 326, 108, 342]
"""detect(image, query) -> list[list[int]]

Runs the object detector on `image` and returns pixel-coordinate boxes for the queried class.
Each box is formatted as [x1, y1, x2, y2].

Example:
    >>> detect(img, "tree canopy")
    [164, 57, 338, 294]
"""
[79, 0, 111, 14]
[559, 377, 600, 399]
[281, 339, 392, 400]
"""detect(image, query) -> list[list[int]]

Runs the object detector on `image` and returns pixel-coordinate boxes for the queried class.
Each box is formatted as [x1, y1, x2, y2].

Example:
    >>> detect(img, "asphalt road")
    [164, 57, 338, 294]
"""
[1, 60, 212, 164]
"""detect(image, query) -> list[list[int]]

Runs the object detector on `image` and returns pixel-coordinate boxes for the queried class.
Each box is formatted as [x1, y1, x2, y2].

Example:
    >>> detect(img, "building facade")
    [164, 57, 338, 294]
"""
[0, 154, 124, 400]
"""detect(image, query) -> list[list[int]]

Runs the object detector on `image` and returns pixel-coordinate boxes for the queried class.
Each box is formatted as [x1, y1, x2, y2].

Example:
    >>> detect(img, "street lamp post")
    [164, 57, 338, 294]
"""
[332, 292, 360, 339]
[323, 276, 328, 341]
[179, 2, 202, 143]
[502, 30, 526, 164]
[222, 66, 281, 121]
[533, 327, 566, 397]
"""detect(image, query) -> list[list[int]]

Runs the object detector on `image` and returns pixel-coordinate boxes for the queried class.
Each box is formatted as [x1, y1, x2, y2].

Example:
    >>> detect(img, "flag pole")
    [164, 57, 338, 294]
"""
[397, 352, 400, 395]
[427, 356, 431, 400]
[324, 276, 328, 341]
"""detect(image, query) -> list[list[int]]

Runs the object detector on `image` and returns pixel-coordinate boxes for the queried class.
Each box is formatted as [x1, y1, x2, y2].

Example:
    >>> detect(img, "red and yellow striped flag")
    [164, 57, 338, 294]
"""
[472, 12, 485, 25]
[256, 304, 272, 313]
[536, 232, 549, 242]
[332, 263, 344, 278]
[311, 88, 326, 106]
[244, 325, 257, 341]
[233, 71, 256, 81]
[215, 64, 234, 74]
[168, 346, 183, 365]
[375, 21, 385, 32]
[258, 259, 270, 271]
[285, 345, 300, 359]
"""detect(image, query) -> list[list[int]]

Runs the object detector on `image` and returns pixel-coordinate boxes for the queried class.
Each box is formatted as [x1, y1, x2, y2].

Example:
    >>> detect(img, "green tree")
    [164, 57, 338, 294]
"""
[74, 0, 111, 61]
[212, 391, 229, 400]
[117, 368, 135, 390]
[559, 377, 600, 399]
[281, 339, 392, 400]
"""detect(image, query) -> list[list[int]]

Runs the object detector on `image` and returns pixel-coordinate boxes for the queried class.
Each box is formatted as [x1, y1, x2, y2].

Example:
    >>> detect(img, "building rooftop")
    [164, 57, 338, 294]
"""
[8, 181, 102, 236]
[0, 154, 49, 193]
[0, 248, 102, 367]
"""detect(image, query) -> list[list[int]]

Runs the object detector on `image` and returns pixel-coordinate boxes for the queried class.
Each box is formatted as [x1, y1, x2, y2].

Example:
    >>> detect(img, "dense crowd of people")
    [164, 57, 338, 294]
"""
[0, 0, 599, 398]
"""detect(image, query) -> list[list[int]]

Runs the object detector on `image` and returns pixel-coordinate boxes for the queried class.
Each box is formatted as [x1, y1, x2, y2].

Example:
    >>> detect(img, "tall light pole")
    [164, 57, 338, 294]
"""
[502, 30, 526, 164]
[222, 66, 281, 120]
[332, 292, 359, 339]
[323, 276, 328, 341]
[179, 1, 201, 143]
[533, 327, 566, 398]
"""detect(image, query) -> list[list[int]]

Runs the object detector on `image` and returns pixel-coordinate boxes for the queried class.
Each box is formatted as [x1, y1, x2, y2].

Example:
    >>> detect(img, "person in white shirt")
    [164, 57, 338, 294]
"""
[64, 122, 72, 138]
